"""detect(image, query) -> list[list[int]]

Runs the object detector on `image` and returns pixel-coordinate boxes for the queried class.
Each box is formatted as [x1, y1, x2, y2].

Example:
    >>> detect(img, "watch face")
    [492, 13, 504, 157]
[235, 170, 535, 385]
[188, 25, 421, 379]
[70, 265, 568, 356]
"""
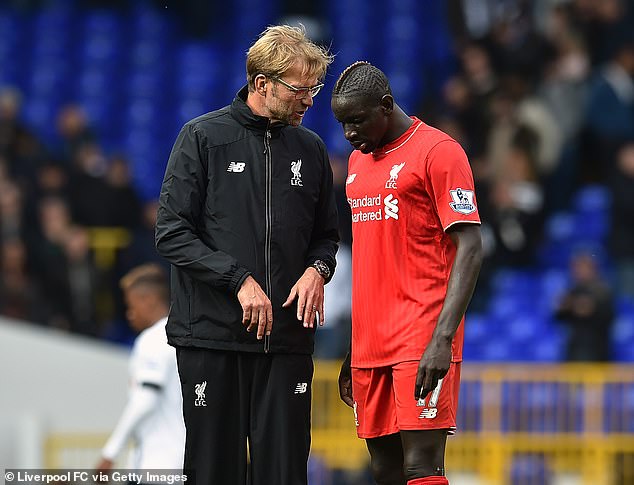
[314, 260, 330, 278]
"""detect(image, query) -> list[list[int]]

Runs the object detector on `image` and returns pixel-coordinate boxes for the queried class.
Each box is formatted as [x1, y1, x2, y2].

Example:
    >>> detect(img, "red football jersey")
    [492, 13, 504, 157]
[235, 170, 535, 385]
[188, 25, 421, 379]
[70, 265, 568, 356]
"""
[346, 117, 480, 368]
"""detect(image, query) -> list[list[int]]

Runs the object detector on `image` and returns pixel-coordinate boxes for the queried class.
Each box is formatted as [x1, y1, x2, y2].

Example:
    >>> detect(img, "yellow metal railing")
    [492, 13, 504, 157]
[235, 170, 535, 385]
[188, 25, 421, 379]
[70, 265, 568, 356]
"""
[45, 363, 634, 484]
[87, 227, 131, 270]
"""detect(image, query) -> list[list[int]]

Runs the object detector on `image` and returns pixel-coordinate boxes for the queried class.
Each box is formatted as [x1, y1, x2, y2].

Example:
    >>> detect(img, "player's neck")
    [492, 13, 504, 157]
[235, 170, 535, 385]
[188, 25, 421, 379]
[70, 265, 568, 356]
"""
[382, 106, 414, 147]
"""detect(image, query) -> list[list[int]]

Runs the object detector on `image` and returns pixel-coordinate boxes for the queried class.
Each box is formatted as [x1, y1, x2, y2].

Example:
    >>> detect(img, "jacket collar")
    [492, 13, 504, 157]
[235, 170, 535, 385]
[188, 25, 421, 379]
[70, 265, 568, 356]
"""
[231, 85, 285, 133]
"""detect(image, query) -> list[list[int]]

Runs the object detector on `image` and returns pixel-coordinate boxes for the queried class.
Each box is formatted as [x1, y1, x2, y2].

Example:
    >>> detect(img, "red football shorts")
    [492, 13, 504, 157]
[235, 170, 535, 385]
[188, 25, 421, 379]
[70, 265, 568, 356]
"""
[351, 361, 461, 439]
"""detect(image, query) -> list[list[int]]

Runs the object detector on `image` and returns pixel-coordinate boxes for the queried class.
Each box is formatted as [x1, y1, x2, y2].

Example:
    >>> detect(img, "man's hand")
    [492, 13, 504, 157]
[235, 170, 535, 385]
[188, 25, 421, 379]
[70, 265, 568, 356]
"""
[338, 352, 354, 407]
[237, 276, 273, 340]
[415, 338, 452, 401]
[282, 267, 325, 328]
[94, 458, 113, 479]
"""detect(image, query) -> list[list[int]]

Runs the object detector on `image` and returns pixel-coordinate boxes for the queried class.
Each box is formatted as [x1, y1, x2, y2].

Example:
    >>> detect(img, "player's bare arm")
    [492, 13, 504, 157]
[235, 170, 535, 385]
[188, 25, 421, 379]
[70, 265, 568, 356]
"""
[415, 223, 482, 400]
[338, 351, 354, 408]
[282, 267, 325, 328]
[237, 275, 273, 339]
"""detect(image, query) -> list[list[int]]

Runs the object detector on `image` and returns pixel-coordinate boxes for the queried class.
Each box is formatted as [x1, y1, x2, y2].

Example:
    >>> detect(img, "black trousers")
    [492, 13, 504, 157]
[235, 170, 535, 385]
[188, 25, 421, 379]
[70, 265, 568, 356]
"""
[176, 347, 313, 485]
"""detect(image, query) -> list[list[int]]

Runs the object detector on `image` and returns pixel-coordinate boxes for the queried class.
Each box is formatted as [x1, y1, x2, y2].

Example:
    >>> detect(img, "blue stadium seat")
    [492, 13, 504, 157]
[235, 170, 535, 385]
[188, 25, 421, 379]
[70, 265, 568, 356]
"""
[488, 293, 539, 321]
[464, 313, 489, 342]
[505, 315, 548, 344]
[544, 211, 576, 243]
[491, 269, 539, 295]
[129, 40, 165, 69]
[127, 71, 166, 99]
[531, 332, 566, 361]
[480, 338, 515, 361]
[611, 312, 634, 361]
[573, 211, 609, 242]
[573, 184, 612, 213]
[539, 269, 569, 307]
[132, 6, 172, 40]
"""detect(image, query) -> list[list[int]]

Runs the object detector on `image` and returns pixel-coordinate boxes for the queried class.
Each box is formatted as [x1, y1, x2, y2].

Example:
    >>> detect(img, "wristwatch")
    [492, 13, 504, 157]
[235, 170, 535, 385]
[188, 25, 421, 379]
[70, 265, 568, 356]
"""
[311, 260, 331, 280]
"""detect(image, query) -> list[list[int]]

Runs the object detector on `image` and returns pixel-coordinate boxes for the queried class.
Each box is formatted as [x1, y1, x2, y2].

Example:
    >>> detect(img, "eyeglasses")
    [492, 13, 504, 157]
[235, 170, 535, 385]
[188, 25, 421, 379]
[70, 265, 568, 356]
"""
[270, 76, 324, 99]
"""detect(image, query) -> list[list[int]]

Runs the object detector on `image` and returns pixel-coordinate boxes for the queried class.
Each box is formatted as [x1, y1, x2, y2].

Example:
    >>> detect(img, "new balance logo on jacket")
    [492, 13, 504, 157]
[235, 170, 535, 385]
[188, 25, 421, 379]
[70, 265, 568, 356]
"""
[227, 161, 246, 172]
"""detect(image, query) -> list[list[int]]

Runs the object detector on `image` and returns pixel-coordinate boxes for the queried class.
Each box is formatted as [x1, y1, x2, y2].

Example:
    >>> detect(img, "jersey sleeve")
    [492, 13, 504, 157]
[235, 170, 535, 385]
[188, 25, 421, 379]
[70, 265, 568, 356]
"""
[426, 140, 481, 230]
[101, 386, 160, 460]
[131, 332, 173, 388]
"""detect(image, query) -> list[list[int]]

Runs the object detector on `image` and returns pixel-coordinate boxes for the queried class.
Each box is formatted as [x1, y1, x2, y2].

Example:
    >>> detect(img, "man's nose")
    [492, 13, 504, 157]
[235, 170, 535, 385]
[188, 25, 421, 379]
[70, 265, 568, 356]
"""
[301, 93, 314, 107]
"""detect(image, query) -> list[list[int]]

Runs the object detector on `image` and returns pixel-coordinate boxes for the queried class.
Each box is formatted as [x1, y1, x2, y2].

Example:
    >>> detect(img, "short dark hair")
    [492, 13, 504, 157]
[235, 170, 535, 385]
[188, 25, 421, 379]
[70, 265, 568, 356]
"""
[332, 61, 391, 101]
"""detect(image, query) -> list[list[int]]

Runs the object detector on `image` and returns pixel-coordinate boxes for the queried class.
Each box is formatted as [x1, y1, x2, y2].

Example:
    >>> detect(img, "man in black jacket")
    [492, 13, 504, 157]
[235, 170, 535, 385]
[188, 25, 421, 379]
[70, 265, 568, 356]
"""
[155, 25, 338, 485]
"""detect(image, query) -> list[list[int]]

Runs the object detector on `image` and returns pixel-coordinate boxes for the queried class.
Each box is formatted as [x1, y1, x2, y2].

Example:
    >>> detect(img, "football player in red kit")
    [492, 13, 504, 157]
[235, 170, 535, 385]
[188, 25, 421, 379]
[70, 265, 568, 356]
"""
[332, 62, 483, 485]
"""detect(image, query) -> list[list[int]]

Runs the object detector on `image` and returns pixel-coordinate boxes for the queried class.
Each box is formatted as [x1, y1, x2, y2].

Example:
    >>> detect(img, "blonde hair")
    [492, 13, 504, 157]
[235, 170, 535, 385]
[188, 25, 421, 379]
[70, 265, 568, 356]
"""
[120, 263, 169, 304]
[246, 25, 333, 91]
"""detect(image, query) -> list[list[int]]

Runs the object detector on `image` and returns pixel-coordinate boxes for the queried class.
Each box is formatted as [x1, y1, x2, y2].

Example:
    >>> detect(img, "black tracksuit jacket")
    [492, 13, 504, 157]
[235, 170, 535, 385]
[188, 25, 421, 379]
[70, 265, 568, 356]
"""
[156, 86, 339, 354]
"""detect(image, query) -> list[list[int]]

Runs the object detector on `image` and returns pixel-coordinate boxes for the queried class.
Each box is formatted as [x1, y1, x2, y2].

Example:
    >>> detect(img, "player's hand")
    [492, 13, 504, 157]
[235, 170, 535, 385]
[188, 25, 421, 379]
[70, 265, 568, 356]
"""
[415, 338, 452, 401]
[94, 458, 113, 479]
[237, 276, 273, 340]
[338, 352, 354, 407]
[282, 267, 325, 328]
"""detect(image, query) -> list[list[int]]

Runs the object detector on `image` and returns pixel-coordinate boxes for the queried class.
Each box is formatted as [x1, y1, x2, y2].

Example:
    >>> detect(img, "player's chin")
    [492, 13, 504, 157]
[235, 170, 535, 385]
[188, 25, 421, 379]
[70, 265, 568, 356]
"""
[288, 113, 305, 127]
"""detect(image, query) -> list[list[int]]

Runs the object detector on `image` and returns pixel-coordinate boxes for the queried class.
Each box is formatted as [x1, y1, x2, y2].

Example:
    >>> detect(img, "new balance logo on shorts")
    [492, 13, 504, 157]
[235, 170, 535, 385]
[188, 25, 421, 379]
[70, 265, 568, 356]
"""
[294, 382, 308, 394]
[227, 161, 246, 172]
[419, 408, 438, 419]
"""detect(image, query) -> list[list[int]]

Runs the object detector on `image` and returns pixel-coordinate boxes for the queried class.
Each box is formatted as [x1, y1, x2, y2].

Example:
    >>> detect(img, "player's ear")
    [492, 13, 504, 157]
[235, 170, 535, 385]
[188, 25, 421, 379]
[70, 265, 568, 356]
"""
[254, 74, 267, 96]
[380, 94, 394, 115]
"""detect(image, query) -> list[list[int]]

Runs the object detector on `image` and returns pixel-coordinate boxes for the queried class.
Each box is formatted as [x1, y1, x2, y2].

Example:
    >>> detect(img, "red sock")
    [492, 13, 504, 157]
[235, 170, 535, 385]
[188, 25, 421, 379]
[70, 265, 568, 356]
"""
[407, 477, 449, 485]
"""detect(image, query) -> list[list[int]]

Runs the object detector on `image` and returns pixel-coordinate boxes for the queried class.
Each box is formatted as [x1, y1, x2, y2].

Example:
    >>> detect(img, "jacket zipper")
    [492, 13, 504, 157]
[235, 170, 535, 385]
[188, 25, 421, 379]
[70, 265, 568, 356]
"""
[263, 127, 272, 353]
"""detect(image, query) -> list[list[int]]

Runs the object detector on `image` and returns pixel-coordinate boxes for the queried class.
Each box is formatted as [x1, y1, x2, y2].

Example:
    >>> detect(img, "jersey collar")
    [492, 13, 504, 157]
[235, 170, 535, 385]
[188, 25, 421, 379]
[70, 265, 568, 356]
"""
[373, 117, 423, 159]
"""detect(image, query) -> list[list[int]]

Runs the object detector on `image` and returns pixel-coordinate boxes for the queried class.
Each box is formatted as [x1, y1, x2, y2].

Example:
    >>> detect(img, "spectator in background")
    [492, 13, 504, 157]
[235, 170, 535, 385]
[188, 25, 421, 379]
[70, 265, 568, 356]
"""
[555, 248, 615, 361]
[62, 225, 100, 336]
[538, 2, 590, 141]
[56, 104, 95, 164]
[481, 0, 552, 83]
[0, 237, 51, 324]
[609, 142, 634, 299]
[537, 2, 591, 212]
[583, 34, 634, 182]
[68, 143, 111, 226]
[487, 129, 545, 270]
[68, 146, 142, 228]
[116, 199, 166, 275]
[0, 87, 28, 161]
[441, 74, 490, 160]
[95, 263, 185, 475]
[0, 180, 25, 241]
[29, 196, 75, 329]
[459, 43, 498, 128]
[34, 159, 68, 199]
[104, 155, 141, 228]
[572, 0, 634, 65]
[487, 75, 562, 181]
